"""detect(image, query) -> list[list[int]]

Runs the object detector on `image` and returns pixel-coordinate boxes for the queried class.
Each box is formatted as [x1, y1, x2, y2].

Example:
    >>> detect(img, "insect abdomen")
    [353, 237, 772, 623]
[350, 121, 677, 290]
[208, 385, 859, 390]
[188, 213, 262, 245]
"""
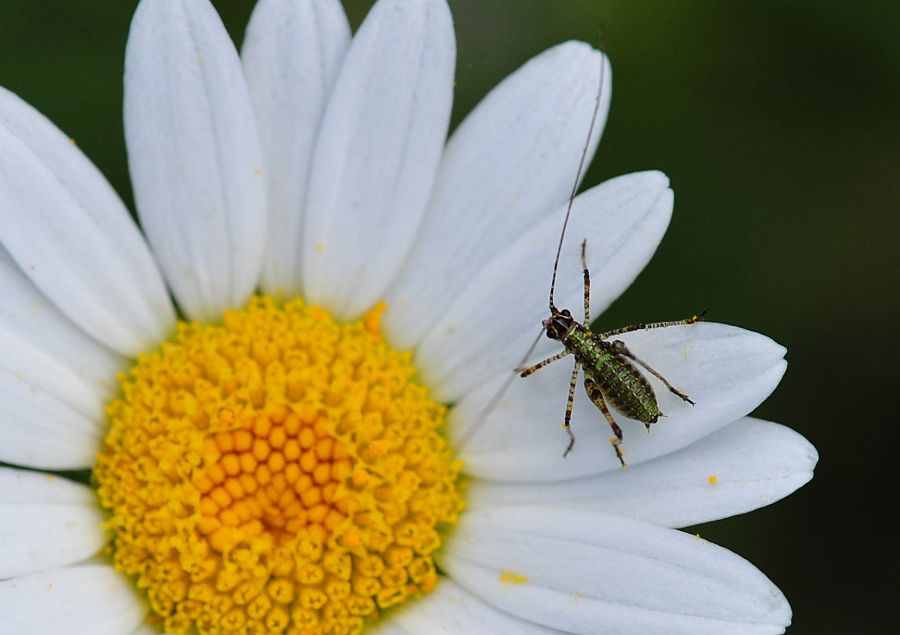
[581, 343, 660, 424]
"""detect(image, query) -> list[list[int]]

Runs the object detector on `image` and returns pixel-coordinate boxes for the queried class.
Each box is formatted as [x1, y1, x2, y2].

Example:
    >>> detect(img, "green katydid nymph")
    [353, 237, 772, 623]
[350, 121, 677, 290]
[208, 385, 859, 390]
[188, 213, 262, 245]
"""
[516, 58, 703, 466]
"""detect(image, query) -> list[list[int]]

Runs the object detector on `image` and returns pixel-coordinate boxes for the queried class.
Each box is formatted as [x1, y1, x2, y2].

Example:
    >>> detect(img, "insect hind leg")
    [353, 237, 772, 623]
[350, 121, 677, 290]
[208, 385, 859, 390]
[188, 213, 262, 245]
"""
[583, 376, 626, 467]
[610, 340, 695, 407]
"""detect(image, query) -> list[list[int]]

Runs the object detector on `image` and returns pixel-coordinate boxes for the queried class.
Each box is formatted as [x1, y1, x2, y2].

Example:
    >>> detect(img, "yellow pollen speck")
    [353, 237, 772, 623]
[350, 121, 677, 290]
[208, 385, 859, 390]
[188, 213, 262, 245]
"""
[95, 296, 463, 635]
[363, 302, 387, 335]
[253, 167, 262, 175]
[708, 474, 718, 485]
[498, 570, 529, 584]
[315, 243, 325, 253]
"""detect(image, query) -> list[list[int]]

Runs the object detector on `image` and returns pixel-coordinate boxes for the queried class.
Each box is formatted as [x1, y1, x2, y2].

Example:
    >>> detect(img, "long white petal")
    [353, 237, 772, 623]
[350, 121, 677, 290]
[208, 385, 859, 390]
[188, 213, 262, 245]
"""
[441, 506, 791, 635]
[384, 42, 609, 350]
[373, 578, 563, 634]
[0, 328, 106, 469]
[468, 418, 817, 527]
[0, 88, 174, 356]
[242, 0, 350, 296]
[0, 252, 118, 469]
[0, 467, 94, 504]
[0, 248, 123, 398]
[454, 323, 787, 481]
[125, 0, 266, 321]
[417, 171, 671, 402]
[0, 468, 106, 579]
[302, 0, 455, 319]
[0, 564, 146, 634]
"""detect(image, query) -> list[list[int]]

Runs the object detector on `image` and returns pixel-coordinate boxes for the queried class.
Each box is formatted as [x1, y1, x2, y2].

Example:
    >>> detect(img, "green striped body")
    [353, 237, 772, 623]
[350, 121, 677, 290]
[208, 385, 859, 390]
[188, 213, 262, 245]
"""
[565, 324, 661, 424]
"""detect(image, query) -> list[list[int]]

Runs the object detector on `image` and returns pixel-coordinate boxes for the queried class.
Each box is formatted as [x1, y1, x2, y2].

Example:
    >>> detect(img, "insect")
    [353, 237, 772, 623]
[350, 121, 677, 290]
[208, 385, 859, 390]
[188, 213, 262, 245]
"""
[516, 57, 703, 466]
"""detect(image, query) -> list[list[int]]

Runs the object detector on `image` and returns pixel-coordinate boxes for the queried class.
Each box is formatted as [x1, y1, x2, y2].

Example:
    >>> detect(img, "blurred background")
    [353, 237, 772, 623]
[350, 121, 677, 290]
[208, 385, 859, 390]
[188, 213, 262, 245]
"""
[0, 1, 896, 632]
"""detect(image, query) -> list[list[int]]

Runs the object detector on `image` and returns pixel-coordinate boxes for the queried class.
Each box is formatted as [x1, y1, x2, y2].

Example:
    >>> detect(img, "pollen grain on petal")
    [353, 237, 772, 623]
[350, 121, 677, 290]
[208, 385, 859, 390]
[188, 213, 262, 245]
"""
[95, 296, 463, 635]
[499, 569, 529, 584]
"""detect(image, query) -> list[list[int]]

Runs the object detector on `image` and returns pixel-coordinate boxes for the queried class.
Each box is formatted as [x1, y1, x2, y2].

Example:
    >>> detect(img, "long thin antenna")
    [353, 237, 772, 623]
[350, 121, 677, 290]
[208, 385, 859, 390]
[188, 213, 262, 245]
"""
[454, 327, 545, 453]
[549, 55, 606, 308]
[458, 47, 608, 454]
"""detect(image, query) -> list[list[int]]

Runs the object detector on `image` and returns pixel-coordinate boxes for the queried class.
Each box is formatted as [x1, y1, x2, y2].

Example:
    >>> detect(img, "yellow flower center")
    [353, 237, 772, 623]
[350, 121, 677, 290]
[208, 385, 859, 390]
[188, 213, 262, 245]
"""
[95, 296, 463, 635]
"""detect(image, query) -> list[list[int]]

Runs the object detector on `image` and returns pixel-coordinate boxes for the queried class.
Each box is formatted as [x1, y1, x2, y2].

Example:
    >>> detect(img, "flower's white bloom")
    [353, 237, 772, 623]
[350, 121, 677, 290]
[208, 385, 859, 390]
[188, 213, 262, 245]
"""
[0, 0, 816, 633]
[124, 0, 267, 322]
[242, 0, 351, 297]
[0, 87, 174, 356]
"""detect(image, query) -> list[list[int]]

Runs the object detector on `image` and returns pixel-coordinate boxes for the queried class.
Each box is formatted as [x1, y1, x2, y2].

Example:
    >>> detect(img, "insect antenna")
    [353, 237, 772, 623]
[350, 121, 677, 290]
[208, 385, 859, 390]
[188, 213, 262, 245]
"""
[455, 48, 608, 454]
[549, 54, 606, 311]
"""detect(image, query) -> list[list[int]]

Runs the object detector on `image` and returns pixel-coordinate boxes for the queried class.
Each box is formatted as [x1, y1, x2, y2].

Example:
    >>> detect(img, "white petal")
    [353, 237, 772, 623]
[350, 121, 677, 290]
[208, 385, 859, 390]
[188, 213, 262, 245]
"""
[125, 0, 266, 321]
[417, 171, 671, 402]
[242, 0, 350, 296]
[468, 418, 817, 528]
[0, 253, 119, 469]
[384, 42, 610, 350]
[0, 564, 146, 634]
[441, 506, 791, 635]
[0, 468, 106, 579]
[454, 323, 787, 481]
[373, 578, 563, 634]
[0, 88, 174, 356]
[0, 248, 123, 397]
[301, 0, 455, 319]
[0, 328, 106, 469]
[0, 467, 94, 504]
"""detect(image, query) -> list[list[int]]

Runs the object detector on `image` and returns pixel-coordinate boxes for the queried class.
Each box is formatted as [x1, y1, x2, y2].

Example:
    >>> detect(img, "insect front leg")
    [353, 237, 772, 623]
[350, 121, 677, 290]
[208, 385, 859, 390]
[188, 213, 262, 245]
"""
[517, 350, 569, 377]
[609, 340, 695, 406]
[562, 361, 581, 458]
[583, 375, 625, 466]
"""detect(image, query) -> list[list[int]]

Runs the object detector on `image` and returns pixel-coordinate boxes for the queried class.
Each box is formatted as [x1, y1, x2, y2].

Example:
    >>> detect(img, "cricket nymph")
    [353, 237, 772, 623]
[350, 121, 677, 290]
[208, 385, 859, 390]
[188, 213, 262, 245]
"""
[519, 239, 700, 466]
[485, 59, 701, 467]
[544, 308, 661, 425]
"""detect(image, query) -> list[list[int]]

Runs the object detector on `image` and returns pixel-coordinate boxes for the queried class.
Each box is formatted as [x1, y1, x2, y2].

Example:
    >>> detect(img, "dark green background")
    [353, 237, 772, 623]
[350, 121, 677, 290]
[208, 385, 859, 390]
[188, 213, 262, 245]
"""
[1, 1, 896, 633]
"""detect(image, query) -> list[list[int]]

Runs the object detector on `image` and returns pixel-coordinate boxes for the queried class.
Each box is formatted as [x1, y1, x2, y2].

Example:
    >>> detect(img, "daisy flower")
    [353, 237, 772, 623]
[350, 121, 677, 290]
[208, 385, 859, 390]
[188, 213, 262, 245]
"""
[0, 0, 817, 633]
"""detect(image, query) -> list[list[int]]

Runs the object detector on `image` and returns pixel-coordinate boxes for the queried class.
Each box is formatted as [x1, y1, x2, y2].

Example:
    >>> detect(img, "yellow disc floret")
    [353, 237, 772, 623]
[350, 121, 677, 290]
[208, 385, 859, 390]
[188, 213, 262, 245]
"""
[95, 296, 463, 635]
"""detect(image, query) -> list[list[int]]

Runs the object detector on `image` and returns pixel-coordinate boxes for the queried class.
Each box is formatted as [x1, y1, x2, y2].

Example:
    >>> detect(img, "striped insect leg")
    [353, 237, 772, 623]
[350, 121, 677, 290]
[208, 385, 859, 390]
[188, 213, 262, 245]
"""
[597, 311, 706, 339]
[609, 339, 694, 405]
[562, 362, 581, 458]
[583, 376, 626, 467]
[518, 350, 569, 378]
[581, 239, 591, 324]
